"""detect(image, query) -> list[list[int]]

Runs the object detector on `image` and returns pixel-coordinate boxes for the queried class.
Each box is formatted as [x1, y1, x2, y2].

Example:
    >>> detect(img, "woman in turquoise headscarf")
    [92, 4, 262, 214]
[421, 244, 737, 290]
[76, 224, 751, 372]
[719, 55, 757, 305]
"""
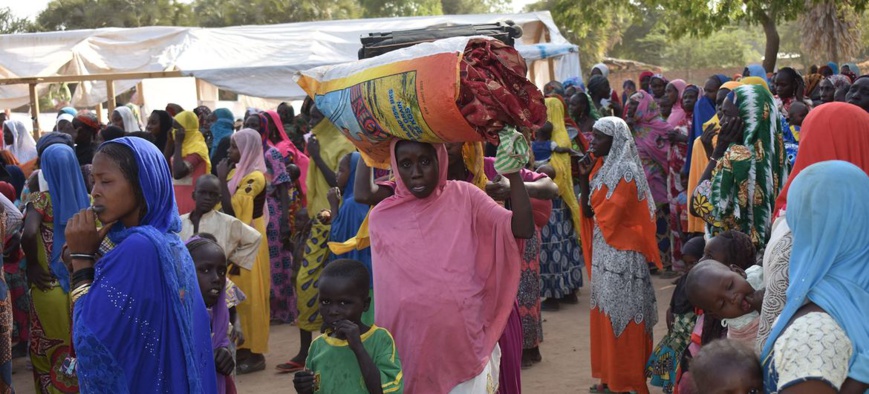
[761, 161, 869, 393]
[21, 144, 90, 393]
[209, 108, 235, 168]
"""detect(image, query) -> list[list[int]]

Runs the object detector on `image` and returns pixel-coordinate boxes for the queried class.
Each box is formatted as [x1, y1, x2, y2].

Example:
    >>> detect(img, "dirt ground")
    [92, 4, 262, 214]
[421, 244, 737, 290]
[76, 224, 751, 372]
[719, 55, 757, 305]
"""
[11, 276, 675, 394]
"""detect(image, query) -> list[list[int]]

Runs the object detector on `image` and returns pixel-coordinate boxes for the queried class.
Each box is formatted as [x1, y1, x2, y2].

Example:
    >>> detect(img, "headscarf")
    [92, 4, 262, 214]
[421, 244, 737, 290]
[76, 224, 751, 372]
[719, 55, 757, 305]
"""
[740, 76, 770, 92]
[78, 137, 215, 393]
[721, 81, 745, 91]
[263, 110, 309, 194]
[592, 63, 609, 78]
[773, 102, 869, 214]
[639, 71, 654, 93]
[174, 111, 212, 174]
[841, 62, 860, 82]
[804, 73, 823, 96]
[305, 119, 356, 218]
[36, 132, 74, 157]
[41, 144, 90, 292]
[545, 98, 584, 241]
[666, 79, 688, 127]
[818, 65, 833, 76]
[193, 106, 212, 127]
[60, 107, 77, 116]
[544, 80, 566, 97]
[2, 120, 37, 164]
[368, 139, 520, 393]
[629, 90, 670, 203]
[0, 182, 14, 203]
[5, 165, 24, 199]
[761, 161, 869, 382]
[650, 74, 668, 91]
[829, 74, 851, 90]
[745, 64, 769, 84]
[228, 129, 268, 196]
[56, 113, 74, 127]
[75, 112, 101, 132]
[591, 116, 656, 218]
[125, 104, 141, 127]
[686, 76, 731, 171]
[708, 84, 787, 247]
[827, 61, 840, 75]
[150, 110, 173, 150]
[328, 152, 373, 283]
[113, 106, 140, 132]
[210, 109, 234, 153]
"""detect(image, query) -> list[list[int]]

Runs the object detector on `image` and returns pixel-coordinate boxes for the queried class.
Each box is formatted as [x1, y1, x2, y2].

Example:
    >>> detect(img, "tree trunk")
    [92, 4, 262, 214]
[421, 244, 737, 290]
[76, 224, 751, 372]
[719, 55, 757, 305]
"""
[760, 13, 780, 73]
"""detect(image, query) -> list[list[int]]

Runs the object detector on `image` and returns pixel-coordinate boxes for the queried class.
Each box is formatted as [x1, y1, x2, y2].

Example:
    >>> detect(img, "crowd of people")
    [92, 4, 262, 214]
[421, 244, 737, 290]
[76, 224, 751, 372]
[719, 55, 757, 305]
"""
[0, 59, 864, 394]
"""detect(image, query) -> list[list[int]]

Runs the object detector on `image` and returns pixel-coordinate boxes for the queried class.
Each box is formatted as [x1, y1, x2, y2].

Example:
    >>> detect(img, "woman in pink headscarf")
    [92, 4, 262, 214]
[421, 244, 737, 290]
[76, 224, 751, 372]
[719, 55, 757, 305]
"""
[368, 139, 534, 392]
[626, 90, 674, 272]
[664, 80, 692, 266]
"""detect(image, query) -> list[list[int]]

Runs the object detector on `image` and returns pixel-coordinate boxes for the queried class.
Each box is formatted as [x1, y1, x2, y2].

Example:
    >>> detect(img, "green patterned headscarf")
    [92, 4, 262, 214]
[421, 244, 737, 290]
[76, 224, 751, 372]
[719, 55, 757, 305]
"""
[709, 84, 788, 247]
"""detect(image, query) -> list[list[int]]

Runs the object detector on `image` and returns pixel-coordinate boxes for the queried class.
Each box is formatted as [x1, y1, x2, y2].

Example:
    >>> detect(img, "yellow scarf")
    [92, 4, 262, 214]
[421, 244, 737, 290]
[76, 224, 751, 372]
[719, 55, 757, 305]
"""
[544, 98, 583, 244]
[306, 119, 356, 218]
[174, 111, 212, 174]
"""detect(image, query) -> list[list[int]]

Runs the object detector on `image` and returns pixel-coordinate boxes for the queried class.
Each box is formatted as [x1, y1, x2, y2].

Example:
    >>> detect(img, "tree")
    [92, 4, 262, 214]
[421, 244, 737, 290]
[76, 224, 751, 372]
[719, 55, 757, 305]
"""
[193, 0, 361, 27]
[356, 0, 508, 18]
[798, 0, 863, 64]
[0, 7, 35, 33]
[35, 0, 195, 30]
[526, 0, 636, 71]
[647, 0, 868, 73]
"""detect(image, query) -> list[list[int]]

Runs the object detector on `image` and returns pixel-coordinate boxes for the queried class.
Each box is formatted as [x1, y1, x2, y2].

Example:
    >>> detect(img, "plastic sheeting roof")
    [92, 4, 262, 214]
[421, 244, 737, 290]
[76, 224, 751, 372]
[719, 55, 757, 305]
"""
[0, 11, 579, 108]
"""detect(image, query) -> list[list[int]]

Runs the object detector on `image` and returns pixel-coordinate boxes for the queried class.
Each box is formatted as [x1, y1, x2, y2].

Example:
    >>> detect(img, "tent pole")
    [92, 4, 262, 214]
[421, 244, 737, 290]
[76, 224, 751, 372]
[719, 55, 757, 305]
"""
[195, 78, 202, 104]
[106, 80, 116, 113]
[28, 83, 40, 138]
[96, 105, 104, 125]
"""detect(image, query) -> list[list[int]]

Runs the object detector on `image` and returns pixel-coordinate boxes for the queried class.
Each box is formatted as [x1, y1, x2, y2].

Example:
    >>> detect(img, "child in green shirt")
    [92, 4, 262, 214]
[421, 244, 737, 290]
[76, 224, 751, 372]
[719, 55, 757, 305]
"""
[293, 259, 403, 394]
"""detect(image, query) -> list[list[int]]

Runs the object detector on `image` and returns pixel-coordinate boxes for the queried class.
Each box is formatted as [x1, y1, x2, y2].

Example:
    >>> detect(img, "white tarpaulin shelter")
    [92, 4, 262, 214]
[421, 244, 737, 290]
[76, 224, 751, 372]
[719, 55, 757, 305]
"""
[0, 11, 579, 130]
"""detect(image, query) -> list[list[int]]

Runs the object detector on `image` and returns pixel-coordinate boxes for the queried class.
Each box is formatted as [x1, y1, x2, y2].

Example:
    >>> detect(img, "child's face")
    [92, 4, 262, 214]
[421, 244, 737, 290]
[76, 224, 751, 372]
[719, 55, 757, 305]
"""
[192, 177, 221, 213]
[192, 246, 228, 308]
[395, 141, 439, 199]
[702, 236, 727, 263]
[681, 253, 700, 272]
[691, 263, 756, 319]
[702, 365, 763, 394]
[318, 276, 370, 331]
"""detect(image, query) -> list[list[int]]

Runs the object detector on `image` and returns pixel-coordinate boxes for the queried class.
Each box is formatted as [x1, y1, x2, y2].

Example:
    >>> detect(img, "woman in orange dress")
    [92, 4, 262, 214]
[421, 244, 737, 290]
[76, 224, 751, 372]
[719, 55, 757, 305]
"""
[577, 116, 660, 394]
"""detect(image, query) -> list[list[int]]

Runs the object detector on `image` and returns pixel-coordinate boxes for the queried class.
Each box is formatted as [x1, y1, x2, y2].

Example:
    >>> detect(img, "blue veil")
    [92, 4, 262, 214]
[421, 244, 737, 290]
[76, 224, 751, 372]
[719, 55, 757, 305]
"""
[329, 152, 373, 285]
[73, 137, 216, 393]
[41, 144, 90, 292]
[761, 161, 869, 382]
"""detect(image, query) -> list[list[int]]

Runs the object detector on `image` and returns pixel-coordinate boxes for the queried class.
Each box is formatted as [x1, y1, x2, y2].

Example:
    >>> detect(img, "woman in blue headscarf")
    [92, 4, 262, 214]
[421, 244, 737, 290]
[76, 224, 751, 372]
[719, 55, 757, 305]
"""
[744, 64, 769, 84]
[761, 161, 869, 393]
[327, 152, 374, 324]
[210, 109, 235, 155]
[65, 137, 216, 392]
[684, 74, 730, 172]
[21, 144, 90, 392]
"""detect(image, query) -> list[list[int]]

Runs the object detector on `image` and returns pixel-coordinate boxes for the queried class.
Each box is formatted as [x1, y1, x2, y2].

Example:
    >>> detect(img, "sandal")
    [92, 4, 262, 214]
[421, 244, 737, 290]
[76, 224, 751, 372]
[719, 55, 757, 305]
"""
[236, 355, 266, 375]
[275, 360, 305, 373]
[589, 384, 612, 393]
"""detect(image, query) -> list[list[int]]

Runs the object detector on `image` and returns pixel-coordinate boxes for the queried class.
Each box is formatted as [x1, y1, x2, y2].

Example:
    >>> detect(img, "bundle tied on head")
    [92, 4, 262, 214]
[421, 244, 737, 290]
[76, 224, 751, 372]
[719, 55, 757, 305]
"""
[295, 35, 545, 169]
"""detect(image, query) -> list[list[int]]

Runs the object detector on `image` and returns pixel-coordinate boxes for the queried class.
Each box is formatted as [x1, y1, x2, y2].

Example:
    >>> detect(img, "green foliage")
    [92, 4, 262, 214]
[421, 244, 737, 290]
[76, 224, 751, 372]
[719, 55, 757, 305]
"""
[34, 0, 196, 30]
[0, 7, 36, 33]
[192, 0, 361, 27]
[527, 0, 636, 70]
[357, 0, 442, 18]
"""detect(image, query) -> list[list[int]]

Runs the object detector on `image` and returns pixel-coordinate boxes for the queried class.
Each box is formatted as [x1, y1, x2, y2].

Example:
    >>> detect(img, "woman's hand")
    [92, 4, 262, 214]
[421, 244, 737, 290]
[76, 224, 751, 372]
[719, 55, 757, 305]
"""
[26, 262, 54, 291]
[485, 175, 511, 201]
[306, 136, 321, 160]
[577, 155, 596, 178]
[712, 116, 744, 159]
[216, 158, 232, 181]
[174, 123, 186, 145]
[65, 208, 114, 256]
[700, 123, 717, 159]
[327, 186, 341, 209]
